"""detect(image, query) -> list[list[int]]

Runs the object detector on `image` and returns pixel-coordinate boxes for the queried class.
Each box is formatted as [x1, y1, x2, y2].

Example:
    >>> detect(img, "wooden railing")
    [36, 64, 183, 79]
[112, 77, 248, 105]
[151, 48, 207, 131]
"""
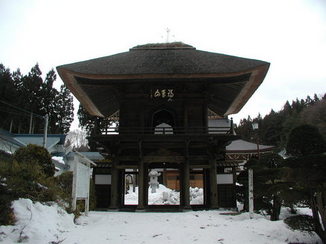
[99, 126, 233, 135]
[98, 119, 234, 135]
[95, 118, 235, 136]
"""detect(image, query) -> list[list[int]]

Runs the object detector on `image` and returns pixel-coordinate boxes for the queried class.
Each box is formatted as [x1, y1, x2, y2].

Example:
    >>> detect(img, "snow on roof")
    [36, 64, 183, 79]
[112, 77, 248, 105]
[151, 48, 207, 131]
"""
[52, 156, 65, 165]
[226, 139, 274, 153]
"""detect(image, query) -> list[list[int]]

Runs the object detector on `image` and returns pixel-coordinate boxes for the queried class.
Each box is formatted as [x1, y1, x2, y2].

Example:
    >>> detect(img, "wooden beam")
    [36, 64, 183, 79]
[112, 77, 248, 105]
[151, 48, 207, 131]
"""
[190, 164, 210, 169]
[143, 155, 185, 163]
[115, 165, 138, 169]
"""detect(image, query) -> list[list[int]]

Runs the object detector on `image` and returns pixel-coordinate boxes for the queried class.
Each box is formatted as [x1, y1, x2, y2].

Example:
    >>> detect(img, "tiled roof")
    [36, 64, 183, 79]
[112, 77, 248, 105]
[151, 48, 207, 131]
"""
[226, 139, 274, 153]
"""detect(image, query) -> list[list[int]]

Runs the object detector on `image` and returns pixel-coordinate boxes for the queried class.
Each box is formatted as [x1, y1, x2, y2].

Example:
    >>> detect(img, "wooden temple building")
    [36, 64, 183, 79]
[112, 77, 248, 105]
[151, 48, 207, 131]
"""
[57, 42, 269, 210]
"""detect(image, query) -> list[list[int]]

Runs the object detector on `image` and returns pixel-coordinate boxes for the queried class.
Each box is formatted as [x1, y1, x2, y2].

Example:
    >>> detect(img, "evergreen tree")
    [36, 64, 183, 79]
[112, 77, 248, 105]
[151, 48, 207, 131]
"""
[305, 95, 314, 106]
[300, 98, 326, 140]
[238, 153, 285, 221]
[284, 125, 326, 243]
[78, 104, 113, 136]
[286, 125, 325, 156]
[261, 110, 283, 146]
[313, 93, 320, 103]
[0, 64, 74, 134]
[77, 104, 99, 136]
[236, 93, 325, 149]
[51, 84, 74, 134]
[0, 65, 18, 130]
[78, 104, 114, 150]
[281, 112, 301, 147]
[234, 116, 253, 142]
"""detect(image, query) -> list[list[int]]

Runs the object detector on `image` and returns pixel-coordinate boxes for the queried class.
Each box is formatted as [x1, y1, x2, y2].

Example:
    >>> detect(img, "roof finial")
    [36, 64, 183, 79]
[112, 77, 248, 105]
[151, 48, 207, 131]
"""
[166, 28, 170, 43]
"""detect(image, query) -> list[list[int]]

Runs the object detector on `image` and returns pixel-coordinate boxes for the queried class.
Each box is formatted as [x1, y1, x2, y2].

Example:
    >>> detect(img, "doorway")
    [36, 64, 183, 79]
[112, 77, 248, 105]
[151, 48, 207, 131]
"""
[190, 169, 205, 206]
[123, 169, 139, 206]
[147, 163, 180, 206]
[94, 172, 111, 209]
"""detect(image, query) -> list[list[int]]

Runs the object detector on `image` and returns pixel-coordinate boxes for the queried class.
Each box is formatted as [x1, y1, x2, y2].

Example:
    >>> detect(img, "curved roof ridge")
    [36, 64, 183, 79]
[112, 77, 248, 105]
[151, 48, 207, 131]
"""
[130, 42, 195, 50]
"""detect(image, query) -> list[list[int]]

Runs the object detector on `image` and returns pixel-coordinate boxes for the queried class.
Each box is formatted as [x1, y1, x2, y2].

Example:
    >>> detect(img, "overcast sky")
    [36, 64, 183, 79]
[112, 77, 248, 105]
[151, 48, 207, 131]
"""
[1, 0, 325, 129]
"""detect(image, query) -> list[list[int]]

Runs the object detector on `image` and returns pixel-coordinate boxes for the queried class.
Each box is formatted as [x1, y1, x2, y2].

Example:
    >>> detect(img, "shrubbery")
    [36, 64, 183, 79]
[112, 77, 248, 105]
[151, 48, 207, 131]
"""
[0, 150, 12, 162]
[237, 125, 326, 242]
[0, 145, 71, 225]
[237, 153, 286, 221]
[13, 144, 55, 177]
[284, 125, 326, 243]
[0, 145, 98, 225]
[284, 215, 315, 233]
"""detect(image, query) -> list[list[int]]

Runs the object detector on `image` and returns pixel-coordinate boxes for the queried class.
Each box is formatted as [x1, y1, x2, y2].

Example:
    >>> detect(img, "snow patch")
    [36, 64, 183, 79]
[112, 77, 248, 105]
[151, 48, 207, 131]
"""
[124, 184, 204, 205]
[0, 198, 75, 244]
[52, 156, 65, 165]
[0, 199, 322, 244]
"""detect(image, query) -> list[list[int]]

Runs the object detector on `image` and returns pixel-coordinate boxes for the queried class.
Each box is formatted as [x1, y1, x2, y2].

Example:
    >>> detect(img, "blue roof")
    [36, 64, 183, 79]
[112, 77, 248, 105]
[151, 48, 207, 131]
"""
[15, 134, 66, 144]
[0, 129, 67, 152]
[0, 129, 25, 147]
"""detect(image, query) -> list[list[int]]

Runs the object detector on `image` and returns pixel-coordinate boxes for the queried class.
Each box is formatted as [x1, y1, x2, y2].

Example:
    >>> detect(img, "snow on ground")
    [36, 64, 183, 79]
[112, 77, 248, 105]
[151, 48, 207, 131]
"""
[147, 184, 180, 205]
[0, 199, 322, 244]
[125, 184, 203, 205]
[0, 199, 75, 243]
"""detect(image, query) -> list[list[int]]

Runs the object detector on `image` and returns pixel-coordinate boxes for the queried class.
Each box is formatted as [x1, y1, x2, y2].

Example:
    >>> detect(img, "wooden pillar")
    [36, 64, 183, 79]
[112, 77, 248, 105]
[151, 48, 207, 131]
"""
[137, 140, 145, 209]
[137, 159, 145, 209]
[203, 102, 208, 130]
[248, 169, 254, 219]
[182, 140, 191, 209]
[184, 103, 188, 132]
[209, 158, 219, 209]
[182, 161, 191, 209]
[109, 157, 119, 209]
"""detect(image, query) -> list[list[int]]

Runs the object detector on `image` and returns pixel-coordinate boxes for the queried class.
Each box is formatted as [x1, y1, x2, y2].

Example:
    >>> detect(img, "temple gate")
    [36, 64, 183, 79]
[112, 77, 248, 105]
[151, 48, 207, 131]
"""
[57, 42, 269, 210]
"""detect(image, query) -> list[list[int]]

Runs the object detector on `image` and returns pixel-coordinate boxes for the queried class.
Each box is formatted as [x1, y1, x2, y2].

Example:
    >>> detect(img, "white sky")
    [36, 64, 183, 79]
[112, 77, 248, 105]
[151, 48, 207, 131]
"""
[1, 0, 325, 129]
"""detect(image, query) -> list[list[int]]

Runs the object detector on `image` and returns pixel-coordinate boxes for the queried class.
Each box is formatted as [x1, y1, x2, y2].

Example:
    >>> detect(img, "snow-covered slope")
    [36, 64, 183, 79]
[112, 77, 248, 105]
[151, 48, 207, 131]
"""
[0, 199, 321, 244]
[0, 199, 75, 243]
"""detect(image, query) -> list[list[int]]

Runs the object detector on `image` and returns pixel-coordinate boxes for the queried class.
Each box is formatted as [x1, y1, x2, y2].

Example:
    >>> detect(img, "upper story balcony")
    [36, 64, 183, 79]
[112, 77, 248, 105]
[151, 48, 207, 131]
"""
[96, 118, 234, 136]
[90, 119, 237, 163]
[98, 126, 233, 136]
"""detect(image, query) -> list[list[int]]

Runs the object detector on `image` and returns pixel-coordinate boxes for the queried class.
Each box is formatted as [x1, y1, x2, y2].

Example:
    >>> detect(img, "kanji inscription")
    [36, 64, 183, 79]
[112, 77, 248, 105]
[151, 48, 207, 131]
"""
[151, 89, 174, 101]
